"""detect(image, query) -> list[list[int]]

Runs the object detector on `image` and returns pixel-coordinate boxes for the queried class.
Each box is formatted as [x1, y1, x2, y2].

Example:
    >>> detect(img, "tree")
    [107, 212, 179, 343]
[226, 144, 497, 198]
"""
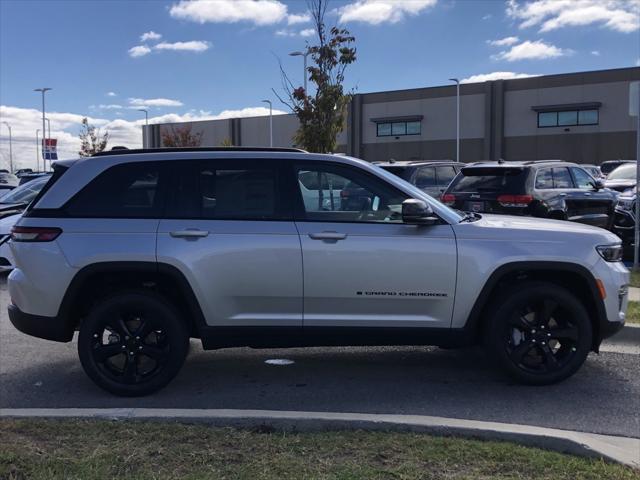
[161, 124, 203, 147]
[220, 138, 234, 147]
[274, 0, 356, 153]
[78, 117, 109, 157]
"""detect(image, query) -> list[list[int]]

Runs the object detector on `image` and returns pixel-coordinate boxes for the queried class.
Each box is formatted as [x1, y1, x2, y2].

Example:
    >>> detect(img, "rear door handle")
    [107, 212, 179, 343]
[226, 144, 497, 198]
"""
[170, 229, 209, 238]
[308, 232, 348, 241]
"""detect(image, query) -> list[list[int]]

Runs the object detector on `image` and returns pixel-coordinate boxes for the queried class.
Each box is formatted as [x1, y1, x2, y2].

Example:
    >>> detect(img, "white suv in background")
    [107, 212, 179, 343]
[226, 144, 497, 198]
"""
[7, 147, 629, 396]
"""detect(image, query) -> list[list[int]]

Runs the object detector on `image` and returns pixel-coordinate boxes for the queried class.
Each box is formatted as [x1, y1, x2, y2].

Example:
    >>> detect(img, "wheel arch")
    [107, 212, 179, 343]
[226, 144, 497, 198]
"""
[465, 261, 607, 351]
[58, 261, 206, 338]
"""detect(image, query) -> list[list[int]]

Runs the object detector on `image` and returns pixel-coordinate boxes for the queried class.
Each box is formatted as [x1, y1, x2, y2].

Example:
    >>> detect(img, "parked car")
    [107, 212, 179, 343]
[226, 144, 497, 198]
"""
[0, 174, 50, 219]
[600, 160, 635, 178]
[18, 172, 51, 185]
[604, 163, 637, 193]
[0, 173, 18, 193]
[581, 164, 603, 180]
[14, 168, 33, 177]
[612, 188, 637, 256]
[0, 213, 21, 272]
[7, 147, 627, 396]
[375, 160, 464, 198]
[441, 160, 616, 230]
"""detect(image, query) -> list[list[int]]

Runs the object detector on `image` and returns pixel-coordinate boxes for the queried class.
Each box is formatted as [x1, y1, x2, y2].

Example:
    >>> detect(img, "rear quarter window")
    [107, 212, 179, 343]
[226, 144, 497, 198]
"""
[449, 167, 526, 193]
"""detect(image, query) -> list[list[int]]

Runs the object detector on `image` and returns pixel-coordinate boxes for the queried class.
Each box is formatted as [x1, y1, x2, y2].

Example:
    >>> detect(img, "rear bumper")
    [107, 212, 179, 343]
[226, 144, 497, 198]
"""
[7, 303, 74, 342]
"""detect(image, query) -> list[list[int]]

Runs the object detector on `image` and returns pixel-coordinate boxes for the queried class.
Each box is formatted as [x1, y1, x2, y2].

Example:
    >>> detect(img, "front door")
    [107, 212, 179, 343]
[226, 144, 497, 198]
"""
[156, 158, 303, 327]
[292, 161, 457, 329]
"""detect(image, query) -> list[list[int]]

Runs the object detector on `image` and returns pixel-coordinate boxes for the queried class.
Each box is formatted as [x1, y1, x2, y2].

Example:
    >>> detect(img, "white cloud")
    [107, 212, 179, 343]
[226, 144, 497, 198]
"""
[492, 40, 570, 61]
[337, 0, 437, 25]
[461, 71, 540, 83]
[287, 12, 311, 25]
[169, 0, 288, 25]
[106, 91, 117, 97]
[129, 98, 184, 108]
[591, 50, 601, 56]
[0, 105, 286, 170]
[154, 41, 210, 52]
[637, 58, 640, 66]
[97, 104, 124, 110]
[140, 31, 162, 42]
[507, 0, 640, 33]
[275, 28, 314, 37]
[487, 36, 519, 47]
[128, 45, 151, 57]
[482, 14, 492, 20]
[299, 28, 315, 37]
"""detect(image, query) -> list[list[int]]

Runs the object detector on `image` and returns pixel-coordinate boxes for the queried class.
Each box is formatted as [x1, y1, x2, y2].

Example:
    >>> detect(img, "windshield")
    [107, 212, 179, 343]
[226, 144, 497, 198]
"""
[449, 167, 526, 193]
[0, 175, 49, 204]
[607, 163, 636, 180]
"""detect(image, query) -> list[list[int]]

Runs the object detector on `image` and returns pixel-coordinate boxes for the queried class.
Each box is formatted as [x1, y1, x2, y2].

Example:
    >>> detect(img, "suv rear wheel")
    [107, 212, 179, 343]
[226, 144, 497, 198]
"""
[78, 290, 189, 396]
[484, 281, 592, 385]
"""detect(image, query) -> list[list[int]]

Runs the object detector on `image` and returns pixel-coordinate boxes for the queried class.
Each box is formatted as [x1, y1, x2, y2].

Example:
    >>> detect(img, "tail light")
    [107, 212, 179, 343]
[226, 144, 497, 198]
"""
[497, 195, 533, 208]
[441, 193, 456, 206]
[11, 226, 62, 242]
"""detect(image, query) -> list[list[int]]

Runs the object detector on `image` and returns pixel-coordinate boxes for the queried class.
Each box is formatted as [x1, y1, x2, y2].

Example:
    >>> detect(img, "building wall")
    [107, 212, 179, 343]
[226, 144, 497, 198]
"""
[147, 67, 640, 165]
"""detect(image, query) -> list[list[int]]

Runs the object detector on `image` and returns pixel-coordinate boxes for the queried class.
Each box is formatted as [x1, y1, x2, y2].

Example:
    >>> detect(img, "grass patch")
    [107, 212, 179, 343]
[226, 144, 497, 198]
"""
[0, 419, 637, 479]
[626, 301, 640, 324]
[630, 271, 640, 289]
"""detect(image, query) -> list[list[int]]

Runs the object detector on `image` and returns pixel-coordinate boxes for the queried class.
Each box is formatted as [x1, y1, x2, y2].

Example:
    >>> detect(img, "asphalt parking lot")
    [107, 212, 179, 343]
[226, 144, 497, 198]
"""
[1, 275, 639, 439]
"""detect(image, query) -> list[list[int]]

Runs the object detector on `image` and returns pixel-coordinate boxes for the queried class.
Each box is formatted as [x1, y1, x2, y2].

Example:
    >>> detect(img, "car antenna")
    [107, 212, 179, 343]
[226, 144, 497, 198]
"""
[389, 158, 396, 164]
[498, 158, 505, 164]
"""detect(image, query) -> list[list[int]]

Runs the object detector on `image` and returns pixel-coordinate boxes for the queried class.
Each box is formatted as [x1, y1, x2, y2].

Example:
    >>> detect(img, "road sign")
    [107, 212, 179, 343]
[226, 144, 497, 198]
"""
[42, 138, 58, 161]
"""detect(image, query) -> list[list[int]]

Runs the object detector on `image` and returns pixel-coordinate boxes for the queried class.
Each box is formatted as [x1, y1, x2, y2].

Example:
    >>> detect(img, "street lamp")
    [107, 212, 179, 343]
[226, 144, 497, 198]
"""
[137, 109, 149, 148]
[289, 50, 310, 93]
[44, 117, 51, 170]
[1, 121, 13, 173]
[35, 129, 40, 170]
[262, 99, 273, 147]
[34, 87, 52, 167]
[449, 78, 460, 163]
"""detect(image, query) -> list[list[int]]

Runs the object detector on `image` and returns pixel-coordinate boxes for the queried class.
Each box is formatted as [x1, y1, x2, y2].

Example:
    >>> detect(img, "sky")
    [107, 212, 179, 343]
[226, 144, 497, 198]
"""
[0, 0, 639, 170]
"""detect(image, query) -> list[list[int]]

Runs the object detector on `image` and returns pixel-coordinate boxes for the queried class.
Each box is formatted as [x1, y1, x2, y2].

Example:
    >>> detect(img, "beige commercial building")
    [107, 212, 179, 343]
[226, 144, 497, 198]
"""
[145, 66, 640, 164]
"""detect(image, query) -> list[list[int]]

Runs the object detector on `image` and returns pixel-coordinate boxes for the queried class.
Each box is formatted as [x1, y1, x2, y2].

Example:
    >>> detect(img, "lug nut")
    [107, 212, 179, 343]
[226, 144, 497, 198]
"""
[547, 333, 551, 337]
[138, 346, 142, 351]
[136, 336, 140, 341]
[129, 352, 134, 356]
[121, 345, 126, 350]
[125, 336, 129, 340]
[531, 329, 536, 334]
[532, 339, 536, 343]
[541, 341, 546, 345]
[93, 333, 98, 338]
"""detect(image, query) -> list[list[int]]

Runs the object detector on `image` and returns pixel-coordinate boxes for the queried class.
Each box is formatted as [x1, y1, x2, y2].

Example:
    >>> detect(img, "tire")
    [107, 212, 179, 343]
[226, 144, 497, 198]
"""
[484, 281, 592, 385]
[78, 290, 189, 396]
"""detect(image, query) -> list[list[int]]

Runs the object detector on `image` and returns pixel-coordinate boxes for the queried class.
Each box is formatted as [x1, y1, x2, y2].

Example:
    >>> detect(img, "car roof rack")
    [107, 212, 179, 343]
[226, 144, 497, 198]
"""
[92, 146, 307, 157]
[522, 159, 565, 165]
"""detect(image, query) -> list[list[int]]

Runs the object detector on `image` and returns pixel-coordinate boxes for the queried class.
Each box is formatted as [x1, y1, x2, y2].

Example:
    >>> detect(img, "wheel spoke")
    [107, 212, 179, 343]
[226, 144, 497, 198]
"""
[141, 344, 169, 362]
[534, 299, 557, 326]
[548, 325, 579, 342]
[510, 341, 535, 364]
[509, 315, 532, 331]
[93, 343, 123, 362]
[123, 355, 138, 383]
[111, 316, 133, 338]
[540, 344, 559, 369]
[135, 318, 156, 339]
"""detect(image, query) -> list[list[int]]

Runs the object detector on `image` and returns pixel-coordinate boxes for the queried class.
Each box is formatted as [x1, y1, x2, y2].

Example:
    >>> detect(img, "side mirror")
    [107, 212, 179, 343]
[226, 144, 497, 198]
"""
[592, 180, 605, 190]
[402, 199, 439, 225]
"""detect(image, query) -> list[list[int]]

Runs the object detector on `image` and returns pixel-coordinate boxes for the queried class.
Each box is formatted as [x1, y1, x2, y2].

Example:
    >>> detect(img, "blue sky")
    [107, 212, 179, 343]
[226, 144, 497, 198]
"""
[0, 0, 639, 169]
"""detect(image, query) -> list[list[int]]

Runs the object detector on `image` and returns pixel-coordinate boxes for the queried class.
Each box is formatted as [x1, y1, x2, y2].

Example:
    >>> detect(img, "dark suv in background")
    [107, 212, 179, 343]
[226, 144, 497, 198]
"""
[441, 160, 617, 230]
[375, 160, 464, 198]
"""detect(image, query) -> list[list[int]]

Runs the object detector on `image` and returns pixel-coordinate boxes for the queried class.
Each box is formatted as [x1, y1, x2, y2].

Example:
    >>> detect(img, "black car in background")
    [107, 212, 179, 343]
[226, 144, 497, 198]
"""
[600, 160, 635, 177]
[375, 160, 465, 198]
[441, 160, 616, 230]
[604, 163, 637, 193]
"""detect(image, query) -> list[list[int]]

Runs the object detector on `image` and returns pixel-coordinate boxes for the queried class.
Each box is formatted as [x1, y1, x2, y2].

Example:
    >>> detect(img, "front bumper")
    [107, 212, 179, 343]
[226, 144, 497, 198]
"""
[7, 303, 74, 342]
[591, 258, 629, 343]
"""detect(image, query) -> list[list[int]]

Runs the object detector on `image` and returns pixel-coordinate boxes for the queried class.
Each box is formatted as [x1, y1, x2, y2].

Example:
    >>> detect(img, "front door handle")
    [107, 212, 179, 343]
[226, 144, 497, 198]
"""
[584, 192, 592, 196]
[170, 229, 209, 238]
[308, 232, 348, 241]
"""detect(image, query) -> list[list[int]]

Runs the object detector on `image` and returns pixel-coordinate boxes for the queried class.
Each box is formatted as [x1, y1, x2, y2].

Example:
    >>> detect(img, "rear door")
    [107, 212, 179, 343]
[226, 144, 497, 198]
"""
[156, 159, 303, 327]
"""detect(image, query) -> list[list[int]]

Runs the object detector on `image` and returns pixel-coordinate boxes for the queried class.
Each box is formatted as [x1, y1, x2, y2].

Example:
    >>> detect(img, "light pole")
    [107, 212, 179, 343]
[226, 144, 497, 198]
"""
[44, 117, 51, 170]
[449, 78, 460, 163]
[262, 99, 273, 147]
[138, 109, 149, 148]
[35, 129, 40, 170]
[1, 122, 12, 173]
[289, 51, 310, 93]
[34, 88, 52, 165]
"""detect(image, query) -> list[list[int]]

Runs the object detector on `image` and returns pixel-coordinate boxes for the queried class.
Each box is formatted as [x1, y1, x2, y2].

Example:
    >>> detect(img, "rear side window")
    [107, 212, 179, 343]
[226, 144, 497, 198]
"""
[535, 167, 575, 189]
[436, 166, 457, 187]
[449, 167, 526, 193]
[415, 167, 436, 188]
[65, 162, 165, 218]
[166, 160, 290, 220]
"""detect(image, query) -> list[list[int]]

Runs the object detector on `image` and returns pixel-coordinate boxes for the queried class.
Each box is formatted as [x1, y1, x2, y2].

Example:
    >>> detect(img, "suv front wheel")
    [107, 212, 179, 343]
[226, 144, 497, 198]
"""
[78, 291, 189, 396]
[484, 281, 593, 385]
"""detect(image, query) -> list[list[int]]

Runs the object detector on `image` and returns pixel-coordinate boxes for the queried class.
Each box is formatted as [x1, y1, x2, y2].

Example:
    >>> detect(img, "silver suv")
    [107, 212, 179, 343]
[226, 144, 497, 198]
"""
[7, 147, 629, 396]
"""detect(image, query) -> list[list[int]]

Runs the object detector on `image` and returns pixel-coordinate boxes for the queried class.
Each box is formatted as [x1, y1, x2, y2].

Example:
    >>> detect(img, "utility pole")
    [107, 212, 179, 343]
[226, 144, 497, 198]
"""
[1, 122, 12, 173]
[138, 109, 149, 148]
[449, 78, 460, 163]
[262, 99, 273, 147]
[34, 87, 52, 170]
[289, 50, 310, 93]
[36, 129, 40, 170]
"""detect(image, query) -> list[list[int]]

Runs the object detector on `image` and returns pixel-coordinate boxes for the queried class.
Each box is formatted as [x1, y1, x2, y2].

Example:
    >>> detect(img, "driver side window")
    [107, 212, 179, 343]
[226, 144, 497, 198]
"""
[294, 164, 408, 223]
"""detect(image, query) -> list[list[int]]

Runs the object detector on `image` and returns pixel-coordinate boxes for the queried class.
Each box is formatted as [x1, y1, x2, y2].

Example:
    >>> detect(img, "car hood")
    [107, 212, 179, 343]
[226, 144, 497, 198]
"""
[453, 213, 619, 245]
[0, 212, 21, 234]
[605, 179, 636, 191]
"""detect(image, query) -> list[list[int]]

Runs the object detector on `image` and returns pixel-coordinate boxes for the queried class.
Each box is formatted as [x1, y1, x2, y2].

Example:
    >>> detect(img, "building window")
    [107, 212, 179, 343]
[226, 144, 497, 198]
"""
[377, 120, 421, 137]
[537, 109, 599, 128]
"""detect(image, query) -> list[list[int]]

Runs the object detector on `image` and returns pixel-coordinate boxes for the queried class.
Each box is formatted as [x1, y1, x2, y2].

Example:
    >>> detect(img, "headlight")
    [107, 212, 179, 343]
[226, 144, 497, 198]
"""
[617, 197, 636, 211]
[596, 244, 623, 262]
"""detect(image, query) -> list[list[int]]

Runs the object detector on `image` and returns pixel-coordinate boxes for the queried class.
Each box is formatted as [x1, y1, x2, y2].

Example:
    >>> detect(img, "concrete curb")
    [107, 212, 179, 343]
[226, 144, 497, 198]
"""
[611, 324, 640, 344]
[1, 408, 638, 468]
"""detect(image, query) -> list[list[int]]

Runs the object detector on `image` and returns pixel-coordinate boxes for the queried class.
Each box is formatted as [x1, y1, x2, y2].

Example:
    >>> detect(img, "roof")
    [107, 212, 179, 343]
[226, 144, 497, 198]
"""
[92, 146, 307, 157]
[462, 160, 575, 169]
[375, 160, 461, 167]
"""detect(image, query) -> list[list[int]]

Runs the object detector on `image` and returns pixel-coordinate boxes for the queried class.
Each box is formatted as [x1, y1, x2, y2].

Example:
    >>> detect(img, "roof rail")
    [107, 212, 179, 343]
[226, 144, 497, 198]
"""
[523, 159, 565, 165]
[92, 146, 307, 157]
